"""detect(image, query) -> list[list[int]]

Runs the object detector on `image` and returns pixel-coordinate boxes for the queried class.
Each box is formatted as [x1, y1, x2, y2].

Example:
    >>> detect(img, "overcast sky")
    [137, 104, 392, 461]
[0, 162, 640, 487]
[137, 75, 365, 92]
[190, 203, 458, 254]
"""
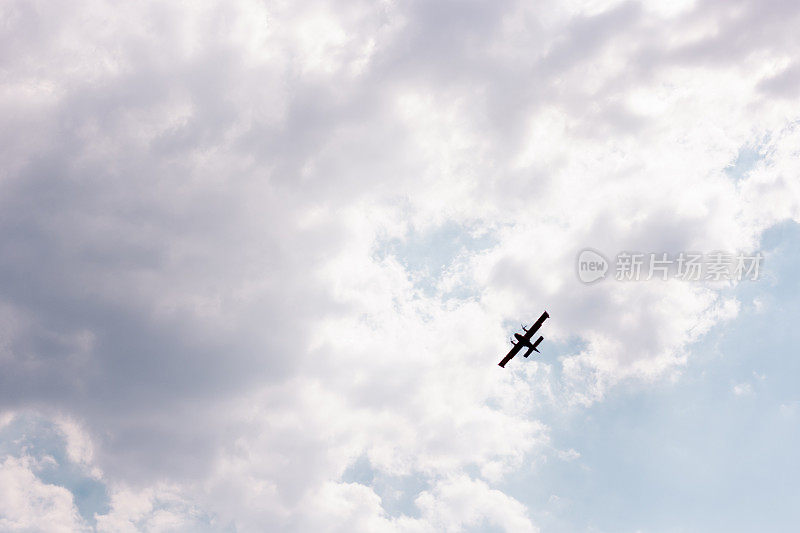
[1, 0, 800, 531]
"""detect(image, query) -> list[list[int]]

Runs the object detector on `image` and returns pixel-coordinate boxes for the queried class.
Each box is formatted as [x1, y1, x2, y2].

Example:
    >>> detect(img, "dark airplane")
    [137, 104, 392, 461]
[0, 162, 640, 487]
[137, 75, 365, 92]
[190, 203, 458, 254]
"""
[498, 311, 549, 368]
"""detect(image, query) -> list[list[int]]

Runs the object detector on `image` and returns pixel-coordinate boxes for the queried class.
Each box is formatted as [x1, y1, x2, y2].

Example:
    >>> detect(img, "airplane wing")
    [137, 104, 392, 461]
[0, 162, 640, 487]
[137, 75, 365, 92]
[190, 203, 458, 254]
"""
[498, 343, 524, 368]
[523, 311, 549, 340]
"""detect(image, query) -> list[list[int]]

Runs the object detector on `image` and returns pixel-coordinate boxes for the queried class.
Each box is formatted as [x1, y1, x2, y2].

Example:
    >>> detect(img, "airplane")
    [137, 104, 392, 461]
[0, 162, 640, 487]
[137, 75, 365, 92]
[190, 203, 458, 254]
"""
[498, 311, 549, 368]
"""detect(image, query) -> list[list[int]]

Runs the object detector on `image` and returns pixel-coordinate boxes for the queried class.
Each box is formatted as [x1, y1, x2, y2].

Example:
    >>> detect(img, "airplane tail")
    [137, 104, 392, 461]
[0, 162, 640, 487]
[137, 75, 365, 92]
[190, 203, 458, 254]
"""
[527, 336, 544, 356]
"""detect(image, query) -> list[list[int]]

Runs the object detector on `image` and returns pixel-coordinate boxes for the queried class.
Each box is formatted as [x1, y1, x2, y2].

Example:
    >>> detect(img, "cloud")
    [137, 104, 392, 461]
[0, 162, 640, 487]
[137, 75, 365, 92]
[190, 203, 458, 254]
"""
[416, 476, 538, 533]
[95, 485, 214, 533]
[0, 456, 88, 532]
[1, 0, 800, 530]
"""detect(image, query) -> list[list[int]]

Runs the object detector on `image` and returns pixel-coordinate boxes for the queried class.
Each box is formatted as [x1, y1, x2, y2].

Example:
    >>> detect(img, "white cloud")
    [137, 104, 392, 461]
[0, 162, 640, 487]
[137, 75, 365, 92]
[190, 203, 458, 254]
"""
[0, 456, 88, 532]
[94, 485, 214, 533]
[416, 476, 538, 533]
[55, 417, 96, 469]
[0, 412, 14, 430]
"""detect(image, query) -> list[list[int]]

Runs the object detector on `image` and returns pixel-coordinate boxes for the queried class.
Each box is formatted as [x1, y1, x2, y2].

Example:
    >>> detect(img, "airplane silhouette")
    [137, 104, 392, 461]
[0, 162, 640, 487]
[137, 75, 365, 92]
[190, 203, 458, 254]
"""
[498, 311, 549, 368]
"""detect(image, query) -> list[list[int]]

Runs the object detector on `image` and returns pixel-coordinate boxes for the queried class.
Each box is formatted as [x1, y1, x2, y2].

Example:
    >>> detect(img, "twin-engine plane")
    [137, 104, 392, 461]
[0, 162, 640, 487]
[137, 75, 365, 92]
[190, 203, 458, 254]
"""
[498, 311, 549, 368]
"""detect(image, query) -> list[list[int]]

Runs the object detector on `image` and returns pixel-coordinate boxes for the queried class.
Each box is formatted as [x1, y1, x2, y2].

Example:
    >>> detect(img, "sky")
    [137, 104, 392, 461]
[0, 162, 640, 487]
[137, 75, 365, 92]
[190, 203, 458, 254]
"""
[1, 0, 799, 531]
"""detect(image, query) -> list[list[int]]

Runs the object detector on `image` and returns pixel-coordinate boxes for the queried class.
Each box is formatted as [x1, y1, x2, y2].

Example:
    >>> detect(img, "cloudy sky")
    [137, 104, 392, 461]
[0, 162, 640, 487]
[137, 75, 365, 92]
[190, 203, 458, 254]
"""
[1, 0, 800, 531]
